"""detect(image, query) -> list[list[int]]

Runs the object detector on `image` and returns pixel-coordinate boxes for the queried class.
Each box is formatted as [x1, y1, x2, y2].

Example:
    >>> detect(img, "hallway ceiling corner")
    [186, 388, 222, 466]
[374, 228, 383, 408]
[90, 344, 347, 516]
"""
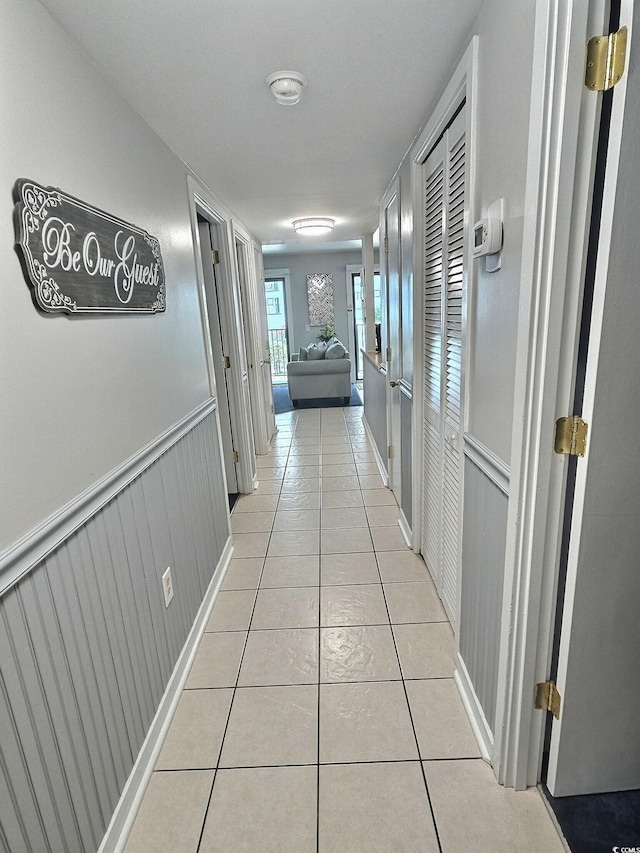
[37, 0, 485, 249]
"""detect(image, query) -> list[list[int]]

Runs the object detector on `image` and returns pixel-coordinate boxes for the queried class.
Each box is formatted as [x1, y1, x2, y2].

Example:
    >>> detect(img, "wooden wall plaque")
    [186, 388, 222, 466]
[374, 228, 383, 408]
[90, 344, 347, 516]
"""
[13, 179, 166, 314]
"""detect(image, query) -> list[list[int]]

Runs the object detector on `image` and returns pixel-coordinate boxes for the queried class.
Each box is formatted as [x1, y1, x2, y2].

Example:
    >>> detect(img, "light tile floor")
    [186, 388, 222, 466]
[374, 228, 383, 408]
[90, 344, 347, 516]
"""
[125, 406, 566, 853]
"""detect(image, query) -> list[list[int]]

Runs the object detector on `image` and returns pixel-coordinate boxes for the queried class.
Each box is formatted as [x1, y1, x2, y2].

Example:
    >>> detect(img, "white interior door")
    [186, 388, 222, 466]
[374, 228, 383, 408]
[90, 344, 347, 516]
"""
[420, 106, 466, 628]
[198, 219, 238, 493]
[235, 236, 266, 454]
[384, 187, 402, 497]
[546, 9, 640, 796]
[254, 245, 276, 443]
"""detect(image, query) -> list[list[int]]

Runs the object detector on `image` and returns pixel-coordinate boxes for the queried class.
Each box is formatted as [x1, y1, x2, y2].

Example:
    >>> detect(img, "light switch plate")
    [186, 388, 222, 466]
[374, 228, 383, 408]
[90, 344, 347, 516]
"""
[162, 566, 174, 607]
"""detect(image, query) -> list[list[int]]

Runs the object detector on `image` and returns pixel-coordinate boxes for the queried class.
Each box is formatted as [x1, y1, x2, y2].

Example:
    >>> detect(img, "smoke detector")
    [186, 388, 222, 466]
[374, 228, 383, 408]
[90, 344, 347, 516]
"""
[266, 71, 307, 105]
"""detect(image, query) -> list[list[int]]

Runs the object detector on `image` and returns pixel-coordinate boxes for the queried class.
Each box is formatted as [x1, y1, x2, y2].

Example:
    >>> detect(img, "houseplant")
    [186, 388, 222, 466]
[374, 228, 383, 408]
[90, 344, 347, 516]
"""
[316, 324, 335, 342]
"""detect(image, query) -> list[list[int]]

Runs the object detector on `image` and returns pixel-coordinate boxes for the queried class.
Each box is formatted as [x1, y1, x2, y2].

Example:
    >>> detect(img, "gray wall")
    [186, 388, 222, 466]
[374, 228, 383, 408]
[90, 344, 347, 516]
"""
[0, 3, 238, 851]
[400, 390, 413, 526]
[371, 0, 537, 740]
[1, 0, 212, 554]
[456, 0, 535, 739]
[264, 250, 361, 355]
[363, 355, 387, 465]
[465, 0, 535, 467]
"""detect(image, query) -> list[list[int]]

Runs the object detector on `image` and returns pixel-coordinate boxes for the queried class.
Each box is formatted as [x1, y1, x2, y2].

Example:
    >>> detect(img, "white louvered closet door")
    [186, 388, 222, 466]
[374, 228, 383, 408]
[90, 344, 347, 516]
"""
[421, 106, 466, 630]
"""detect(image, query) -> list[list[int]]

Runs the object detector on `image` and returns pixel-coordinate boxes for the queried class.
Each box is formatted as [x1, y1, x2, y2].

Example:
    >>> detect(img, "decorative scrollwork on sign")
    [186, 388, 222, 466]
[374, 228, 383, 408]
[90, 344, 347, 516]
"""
[151, 293, 166, 312]
[21, 183, 61, 235]
[307, 273, 334, 326]
[32, 258, 77, 311]
[13, 178, 166, 314]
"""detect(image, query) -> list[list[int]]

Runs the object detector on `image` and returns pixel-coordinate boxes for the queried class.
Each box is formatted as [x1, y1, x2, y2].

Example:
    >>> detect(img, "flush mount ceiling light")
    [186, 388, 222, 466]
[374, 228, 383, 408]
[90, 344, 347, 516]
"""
[266, 70, 307, 105]
[292, 217, 335, 236]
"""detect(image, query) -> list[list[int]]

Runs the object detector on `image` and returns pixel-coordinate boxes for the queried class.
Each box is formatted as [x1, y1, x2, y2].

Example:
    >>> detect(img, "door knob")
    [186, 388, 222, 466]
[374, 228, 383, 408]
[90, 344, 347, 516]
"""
[389, 380, 399, 388]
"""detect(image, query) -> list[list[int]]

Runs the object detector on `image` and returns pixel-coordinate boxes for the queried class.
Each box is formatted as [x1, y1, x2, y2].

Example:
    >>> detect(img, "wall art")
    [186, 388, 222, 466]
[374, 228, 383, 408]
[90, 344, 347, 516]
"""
[306, 273, 334, 326]
[13, 179, 166, 314]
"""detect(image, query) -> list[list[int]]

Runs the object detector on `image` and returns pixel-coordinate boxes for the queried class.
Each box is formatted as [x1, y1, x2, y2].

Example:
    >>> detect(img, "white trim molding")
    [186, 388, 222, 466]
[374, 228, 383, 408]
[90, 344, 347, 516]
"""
[363, 417, 389, 487]
[0, 399, 217, 597]
[463, 434, 510, 496]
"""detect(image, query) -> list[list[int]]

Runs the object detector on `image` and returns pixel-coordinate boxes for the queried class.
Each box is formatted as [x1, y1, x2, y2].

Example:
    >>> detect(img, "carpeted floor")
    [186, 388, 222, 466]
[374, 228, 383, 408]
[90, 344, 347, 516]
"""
[272, 384, 362, 414]
[541, 785, 640, 853]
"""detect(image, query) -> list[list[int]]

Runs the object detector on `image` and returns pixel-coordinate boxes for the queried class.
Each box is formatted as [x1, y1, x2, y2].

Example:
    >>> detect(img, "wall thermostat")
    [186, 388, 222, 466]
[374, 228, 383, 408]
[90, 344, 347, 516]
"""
[472, 217, 502, 258]
[473, 199, 505, 273]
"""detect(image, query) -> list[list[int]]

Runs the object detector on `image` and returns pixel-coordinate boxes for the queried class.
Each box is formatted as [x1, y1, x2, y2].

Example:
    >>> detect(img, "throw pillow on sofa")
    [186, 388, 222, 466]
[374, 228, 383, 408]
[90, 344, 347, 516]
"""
[298, 346, 308, 361]
[307, 343, 326, 360]
[325, 340, 347, 359]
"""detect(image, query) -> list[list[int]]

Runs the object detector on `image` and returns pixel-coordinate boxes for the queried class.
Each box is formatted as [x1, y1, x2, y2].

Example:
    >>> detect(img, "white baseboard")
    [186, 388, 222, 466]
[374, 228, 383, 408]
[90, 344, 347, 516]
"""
[398, 512, 412, 547]
[455, 652, 495, 764]
[98, 537, 235, 853]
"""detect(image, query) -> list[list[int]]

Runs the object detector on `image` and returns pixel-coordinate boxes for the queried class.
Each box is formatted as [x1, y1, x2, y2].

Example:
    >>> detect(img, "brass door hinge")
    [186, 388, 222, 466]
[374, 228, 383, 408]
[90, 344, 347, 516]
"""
[223, 355, 231, 369]
[232, 450, 239, 463]
[386, 346, 392, 362]
[211, 249, 220, 264]
[535, 680, 561, 720]
[387, 445, 393, 459]
[585, 27, 627, 91]
[384, 236, 389, 253]
[271, 404, 274, 413]
[554, 416, 588, 457]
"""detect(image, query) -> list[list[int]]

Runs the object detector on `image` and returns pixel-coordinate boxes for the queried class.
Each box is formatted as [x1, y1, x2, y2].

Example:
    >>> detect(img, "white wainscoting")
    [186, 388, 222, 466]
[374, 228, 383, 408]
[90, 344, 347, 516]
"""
[457, 434, 510, 757]
[0, 406, 231, 853]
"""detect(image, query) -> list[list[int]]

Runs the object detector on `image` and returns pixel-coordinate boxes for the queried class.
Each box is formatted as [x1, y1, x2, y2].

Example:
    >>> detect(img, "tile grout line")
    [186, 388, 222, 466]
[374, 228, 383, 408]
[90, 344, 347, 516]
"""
[316, 407, 325, 853]
[202, 407, 419, 850]
[195, 415, 295, 852]
[373, 535, 445, 853]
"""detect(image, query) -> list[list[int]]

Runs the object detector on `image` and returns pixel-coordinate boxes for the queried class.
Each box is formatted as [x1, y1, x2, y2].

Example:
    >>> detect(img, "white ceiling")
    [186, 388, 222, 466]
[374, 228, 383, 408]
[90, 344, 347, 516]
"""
[38, 0, 485, 250]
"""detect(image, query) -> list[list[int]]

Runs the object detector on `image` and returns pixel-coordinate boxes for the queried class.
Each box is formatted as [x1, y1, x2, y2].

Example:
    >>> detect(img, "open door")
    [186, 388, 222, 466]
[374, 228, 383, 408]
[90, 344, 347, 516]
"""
[383, 185, 402, 500]
[254, 245, 276, 443]
[198, 217, 239, 495]
[545, 8, 639, 797]
[235, 232, 269, 456]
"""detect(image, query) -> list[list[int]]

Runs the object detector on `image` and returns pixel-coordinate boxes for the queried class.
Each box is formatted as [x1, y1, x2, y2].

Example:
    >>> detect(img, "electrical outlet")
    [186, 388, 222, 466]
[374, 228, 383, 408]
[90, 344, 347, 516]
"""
[162, 566, 174, 607]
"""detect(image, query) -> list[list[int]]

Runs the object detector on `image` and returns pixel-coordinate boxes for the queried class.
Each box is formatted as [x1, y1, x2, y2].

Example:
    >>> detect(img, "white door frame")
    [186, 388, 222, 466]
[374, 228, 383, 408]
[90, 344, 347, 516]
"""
[493, 0, 614, 788]
[345, 264, 362, 384]
[187, 175, 256, 494]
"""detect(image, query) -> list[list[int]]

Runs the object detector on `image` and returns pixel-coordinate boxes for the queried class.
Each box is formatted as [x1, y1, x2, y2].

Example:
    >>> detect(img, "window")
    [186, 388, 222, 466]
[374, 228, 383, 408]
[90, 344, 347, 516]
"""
[266, 297, 280, 315]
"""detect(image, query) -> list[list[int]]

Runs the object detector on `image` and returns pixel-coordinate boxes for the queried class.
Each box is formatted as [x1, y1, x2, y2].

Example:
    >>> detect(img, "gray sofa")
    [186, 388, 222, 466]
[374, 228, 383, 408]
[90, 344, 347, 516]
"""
[286, 339, 351, 405]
